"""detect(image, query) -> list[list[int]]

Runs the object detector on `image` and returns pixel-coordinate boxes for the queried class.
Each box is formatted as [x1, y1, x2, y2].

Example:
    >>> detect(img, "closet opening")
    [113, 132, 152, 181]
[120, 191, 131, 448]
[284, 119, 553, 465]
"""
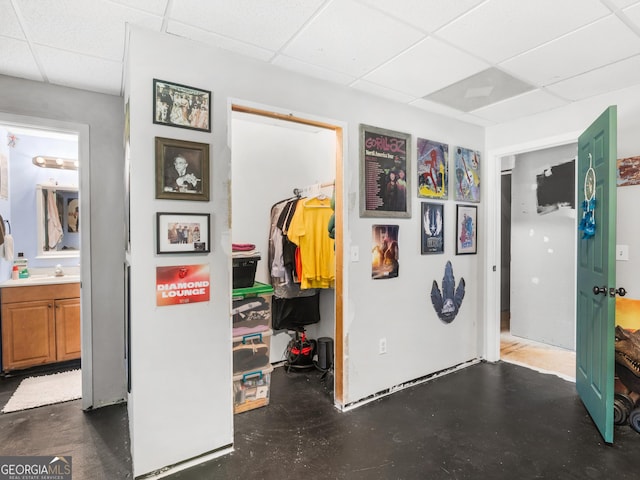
[230, 104, 344, 407]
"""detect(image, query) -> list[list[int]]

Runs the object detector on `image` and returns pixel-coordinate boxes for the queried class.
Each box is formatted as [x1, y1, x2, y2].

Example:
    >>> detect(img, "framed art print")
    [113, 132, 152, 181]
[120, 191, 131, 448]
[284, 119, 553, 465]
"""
[421, 202, 444, 254]
[453, 146, 480, 203]
[417, 138, 448, 199]
[155, 137, 210, 201]
[359, 124, 411, 218]
[456, 204, 477, 255]
[156, 212, 210, 254]
[371, 224, 399, 279]
[153, 79, 211, 132]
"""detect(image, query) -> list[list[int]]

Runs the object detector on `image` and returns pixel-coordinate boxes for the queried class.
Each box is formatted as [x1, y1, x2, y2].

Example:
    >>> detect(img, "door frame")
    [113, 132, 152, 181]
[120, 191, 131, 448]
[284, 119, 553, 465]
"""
[229, 101, 347, 405]
[0, 112, 93, 408]
[484, 131, 581, 362]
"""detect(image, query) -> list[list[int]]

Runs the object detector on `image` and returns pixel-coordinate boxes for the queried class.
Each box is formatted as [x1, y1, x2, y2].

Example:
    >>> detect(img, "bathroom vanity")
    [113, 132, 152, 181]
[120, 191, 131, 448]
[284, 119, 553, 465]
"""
[1, 277, 80, 372]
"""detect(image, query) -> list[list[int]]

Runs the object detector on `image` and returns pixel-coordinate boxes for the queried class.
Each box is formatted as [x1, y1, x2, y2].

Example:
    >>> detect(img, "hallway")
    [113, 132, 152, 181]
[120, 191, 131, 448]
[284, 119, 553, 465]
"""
[4, 361, 638, 479]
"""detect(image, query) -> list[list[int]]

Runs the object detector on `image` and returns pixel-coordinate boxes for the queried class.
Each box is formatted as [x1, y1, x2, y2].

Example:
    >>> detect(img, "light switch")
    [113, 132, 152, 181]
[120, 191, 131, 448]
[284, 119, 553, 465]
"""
[350, 246, 359, 262]
[617, 244, 629, 261]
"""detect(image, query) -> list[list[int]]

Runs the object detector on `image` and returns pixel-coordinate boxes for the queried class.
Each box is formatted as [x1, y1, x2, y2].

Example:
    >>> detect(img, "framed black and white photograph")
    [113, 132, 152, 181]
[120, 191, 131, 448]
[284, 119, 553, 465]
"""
[359, 124, 411, 218]
[456, 204, 477, 255]
[153, 79, 211, 132]
[155, 137, 210, 201]
[156, 212, 210, 254]
[421, 202, 444, 254]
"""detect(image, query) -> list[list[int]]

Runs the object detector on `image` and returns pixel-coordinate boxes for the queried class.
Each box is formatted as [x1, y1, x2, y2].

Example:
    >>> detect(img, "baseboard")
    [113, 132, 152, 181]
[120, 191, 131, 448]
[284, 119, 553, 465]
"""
[136, 444, 234, 479]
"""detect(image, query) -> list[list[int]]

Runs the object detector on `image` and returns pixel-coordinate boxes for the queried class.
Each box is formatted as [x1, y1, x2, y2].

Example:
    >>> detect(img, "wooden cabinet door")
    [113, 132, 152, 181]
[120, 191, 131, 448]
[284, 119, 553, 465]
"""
[55, 298, 81, 361]
[1, 300, 56, 370]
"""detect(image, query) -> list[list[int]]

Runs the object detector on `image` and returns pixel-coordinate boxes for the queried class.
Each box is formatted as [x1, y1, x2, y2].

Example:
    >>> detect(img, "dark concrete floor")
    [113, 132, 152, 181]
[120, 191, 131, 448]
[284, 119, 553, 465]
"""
[2, 361, 640, 479]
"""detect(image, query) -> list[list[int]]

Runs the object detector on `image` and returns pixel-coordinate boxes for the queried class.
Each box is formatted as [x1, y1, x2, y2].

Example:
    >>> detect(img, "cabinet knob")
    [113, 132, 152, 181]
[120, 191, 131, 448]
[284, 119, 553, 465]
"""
[48, 303, 52, 308]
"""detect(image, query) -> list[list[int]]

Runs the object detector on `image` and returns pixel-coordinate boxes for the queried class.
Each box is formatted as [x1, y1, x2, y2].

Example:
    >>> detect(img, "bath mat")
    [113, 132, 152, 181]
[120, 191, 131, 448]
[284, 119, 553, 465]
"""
[1, 369, 81, 413]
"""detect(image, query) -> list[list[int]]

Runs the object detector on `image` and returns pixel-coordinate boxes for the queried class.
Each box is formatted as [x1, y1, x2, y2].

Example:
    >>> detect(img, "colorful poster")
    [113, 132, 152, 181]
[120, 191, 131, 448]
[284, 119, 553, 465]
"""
[617, 156, 640, 187]
[371, 225, 399, 279]
[421, 202, 444, 254]
[456, 205, 477, 255]
[156, 264, 210, 306]
[417, 138, 448, 199]
[453, 146, 480, 202]
[360, 124, 411, 218]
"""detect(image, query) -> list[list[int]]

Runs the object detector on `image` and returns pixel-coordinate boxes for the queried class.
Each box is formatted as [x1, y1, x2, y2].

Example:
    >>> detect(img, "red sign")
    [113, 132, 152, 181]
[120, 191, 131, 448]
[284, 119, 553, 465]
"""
[156, 264, 210, 306]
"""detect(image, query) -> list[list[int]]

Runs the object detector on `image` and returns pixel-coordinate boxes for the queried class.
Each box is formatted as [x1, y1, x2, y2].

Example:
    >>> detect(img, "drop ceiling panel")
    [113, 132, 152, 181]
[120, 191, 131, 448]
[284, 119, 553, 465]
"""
[363, 37, 489, 97]
[500, 16, 640, 87]
[167, 21, 275, 62]
[436, 0, 610, 63]
[109, 0, 170, 15]
[1, 0, 26, 40]
[282, 0, 424, 77]
[350, 79, 416, 103]
[16, 0, 162, 61]
[623, 2, 640, 26]
[356, 0, 485, 33]
[471, 89, 568, 124]
[170, 0, 325, 51]
[612, 0, 640, 8]
[36, 45, 123, 95]
[546, 55, 640, 101]
[411, 98, 496, 126]
[0, 37, 43, 81]
[272, 55, 356, 86]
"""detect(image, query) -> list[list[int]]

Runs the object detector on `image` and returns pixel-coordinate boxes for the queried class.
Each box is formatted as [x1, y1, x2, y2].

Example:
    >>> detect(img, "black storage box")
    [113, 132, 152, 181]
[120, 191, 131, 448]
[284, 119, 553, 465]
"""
[233, 255, 260, 289]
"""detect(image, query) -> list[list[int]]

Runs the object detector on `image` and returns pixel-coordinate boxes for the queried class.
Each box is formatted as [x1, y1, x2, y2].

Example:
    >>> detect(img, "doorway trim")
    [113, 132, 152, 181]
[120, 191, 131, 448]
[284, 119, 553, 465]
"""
[484, 131, 581, 363]
[0, 112, 93, 408]
[229, 102, 346, 405]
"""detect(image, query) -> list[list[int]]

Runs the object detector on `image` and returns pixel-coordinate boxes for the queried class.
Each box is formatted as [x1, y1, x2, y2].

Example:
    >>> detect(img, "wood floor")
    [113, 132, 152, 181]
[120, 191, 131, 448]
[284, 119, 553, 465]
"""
[500, 312, 576, 381]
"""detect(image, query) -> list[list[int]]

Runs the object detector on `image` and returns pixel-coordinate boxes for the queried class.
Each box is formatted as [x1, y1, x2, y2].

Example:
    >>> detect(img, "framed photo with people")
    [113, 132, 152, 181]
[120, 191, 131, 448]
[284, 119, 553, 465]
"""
[359, 124, 411, 218]
[455, 204, 477, 255]
[156, 212, 211, 254]
[153, 79, 211, 132]
[155, 137, 210, 201]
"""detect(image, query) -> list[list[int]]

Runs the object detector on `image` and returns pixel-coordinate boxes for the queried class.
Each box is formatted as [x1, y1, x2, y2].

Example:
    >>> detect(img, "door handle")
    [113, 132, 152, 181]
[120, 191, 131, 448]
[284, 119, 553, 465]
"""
[593, 286, 607, 296]
[610, 287, 627, 297]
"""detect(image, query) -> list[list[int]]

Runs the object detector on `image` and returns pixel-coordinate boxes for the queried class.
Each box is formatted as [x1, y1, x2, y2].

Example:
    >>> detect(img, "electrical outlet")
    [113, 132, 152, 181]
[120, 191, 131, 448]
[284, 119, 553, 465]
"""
[379, 338, 387, 355]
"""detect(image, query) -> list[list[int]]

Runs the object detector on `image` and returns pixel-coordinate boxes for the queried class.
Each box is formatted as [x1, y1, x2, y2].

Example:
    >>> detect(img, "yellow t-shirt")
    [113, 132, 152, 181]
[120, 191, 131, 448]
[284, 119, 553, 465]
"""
[287, 197, 335, 289]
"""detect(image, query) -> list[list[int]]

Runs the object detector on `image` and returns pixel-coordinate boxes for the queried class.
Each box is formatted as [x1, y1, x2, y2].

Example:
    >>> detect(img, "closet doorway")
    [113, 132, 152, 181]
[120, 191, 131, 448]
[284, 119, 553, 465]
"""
[230, 104, 344, 404]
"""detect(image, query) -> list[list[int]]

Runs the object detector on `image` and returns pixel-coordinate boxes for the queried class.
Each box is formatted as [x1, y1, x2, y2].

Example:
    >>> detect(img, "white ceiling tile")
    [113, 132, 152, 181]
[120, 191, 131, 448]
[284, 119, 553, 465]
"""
[363, 37, 489, 97]
[170, 0, 325, 51]
[108, 0, 169, 15]
[546, 55, 640, 101]
[283, 0, 424, 77]
[471, 89, 568, 124]
[500, 16, 640, 87]
[410, 98, 495, 126]
[0, 37, 43, 82]
[167, 21, 275, 62]
[612, 0, 640, 9]
[36, 45, 122, 96]
[0, 0, 26, 40]
[350, 79, 416, 103]
[623, 2, 640, 26]
[437, 0, 610, 63]
[16, 0, 162, 61]
[272, 55, 356, 86]
[355, 0, 485, 32]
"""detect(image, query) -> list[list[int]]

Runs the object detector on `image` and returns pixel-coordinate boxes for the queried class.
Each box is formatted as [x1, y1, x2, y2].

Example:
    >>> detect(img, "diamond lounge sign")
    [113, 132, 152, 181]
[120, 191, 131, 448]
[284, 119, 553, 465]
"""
[0, 456, 72, 480]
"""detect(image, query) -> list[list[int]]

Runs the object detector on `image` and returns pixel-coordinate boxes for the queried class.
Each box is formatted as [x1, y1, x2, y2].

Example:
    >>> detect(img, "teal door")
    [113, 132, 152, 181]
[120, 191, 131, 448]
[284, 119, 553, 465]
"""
[576, 106, 617, 443]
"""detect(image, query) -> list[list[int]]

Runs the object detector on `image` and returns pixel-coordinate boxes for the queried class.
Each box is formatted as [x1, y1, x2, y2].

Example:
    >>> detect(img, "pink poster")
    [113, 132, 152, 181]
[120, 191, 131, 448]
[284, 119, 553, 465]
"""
[156, 264, 210, 306]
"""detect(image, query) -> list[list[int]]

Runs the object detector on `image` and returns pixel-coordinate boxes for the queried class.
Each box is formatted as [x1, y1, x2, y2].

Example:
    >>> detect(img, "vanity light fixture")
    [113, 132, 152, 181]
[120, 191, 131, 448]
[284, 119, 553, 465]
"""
[32, 155, 78, 170]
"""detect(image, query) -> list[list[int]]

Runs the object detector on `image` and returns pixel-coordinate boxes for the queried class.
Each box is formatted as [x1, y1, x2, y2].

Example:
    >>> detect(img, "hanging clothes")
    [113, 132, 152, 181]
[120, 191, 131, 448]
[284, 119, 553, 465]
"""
[286, 196, 335, 289]
[47, 189, 63, 249]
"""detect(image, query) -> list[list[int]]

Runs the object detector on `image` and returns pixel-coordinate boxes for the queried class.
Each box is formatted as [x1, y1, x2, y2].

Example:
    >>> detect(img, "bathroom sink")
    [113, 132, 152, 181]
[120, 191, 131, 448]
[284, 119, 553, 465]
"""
[3, 274, 80, 286]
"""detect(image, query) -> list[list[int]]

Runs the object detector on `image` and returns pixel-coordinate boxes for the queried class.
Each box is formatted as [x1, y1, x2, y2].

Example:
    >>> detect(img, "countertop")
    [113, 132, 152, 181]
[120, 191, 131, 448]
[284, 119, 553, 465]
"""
[0, 267, 81, 288]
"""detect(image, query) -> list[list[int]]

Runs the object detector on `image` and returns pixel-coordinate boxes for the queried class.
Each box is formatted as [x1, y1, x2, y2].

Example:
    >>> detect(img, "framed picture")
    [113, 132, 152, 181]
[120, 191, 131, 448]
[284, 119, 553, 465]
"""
[155, 137, 210, 201]
[417, 138, 448, 199]
[456, 204, 477, 255]
[453, 146, 481, 203]
[421, 202, 444, 254]
[153, 79, 211, 132]
[359, 124, 411, 218]
[371, 224, 399, 279]
[156, 212, 211, 254]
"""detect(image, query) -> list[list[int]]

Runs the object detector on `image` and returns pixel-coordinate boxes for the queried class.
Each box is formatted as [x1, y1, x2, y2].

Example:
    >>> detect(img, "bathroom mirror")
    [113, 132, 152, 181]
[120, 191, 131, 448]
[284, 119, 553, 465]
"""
[36, 184, 80, 258]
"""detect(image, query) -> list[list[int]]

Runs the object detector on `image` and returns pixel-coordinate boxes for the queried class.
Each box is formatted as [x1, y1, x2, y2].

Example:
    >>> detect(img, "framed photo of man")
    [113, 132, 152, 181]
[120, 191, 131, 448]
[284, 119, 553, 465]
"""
[155, 137, 210, 201]
[153, 79, 211, 132]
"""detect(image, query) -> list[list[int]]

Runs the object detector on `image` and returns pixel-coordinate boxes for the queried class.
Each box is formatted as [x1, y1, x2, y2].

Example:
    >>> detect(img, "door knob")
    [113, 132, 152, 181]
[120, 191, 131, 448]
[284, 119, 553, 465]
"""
[611, 287, 627, 297]
[593, 286, 607, 295]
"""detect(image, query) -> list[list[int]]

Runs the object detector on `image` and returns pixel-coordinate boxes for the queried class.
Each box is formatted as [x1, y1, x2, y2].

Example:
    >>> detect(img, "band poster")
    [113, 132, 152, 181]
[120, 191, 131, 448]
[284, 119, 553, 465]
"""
[359, 124, 411, 218]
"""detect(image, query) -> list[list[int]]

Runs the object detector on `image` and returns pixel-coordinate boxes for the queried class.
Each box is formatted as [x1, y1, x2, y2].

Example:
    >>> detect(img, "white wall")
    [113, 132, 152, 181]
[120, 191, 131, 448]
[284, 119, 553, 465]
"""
[509, 144, 577, 350]
[0, 74, 125, 408]
[126, 27, 484, 477]
[0, 127, 10, 281]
